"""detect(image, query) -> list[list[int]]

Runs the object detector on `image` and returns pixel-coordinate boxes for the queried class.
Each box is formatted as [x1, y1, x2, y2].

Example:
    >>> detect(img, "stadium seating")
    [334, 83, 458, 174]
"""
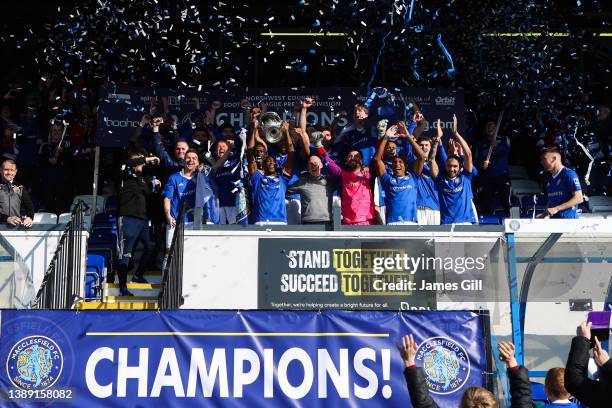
[57, 212, 72, 224]
[33, 212, 58, 224]
[588, 195, 612, 213]
[72, 195, 106, 215]
[85, 254, 106, 300]
[509, 165, 529, 180]
[478, 215, 502, 225]
[511, 179, 541, 196]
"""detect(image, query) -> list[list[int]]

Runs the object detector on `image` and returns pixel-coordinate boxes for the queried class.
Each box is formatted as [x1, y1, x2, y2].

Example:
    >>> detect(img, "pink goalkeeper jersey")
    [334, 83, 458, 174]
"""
[321, 151, 376, 225]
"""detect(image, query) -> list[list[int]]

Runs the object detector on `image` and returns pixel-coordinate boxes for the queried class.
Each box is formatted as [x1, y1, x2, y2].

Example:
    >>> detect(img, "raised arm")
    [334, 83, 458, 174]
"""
[372, 132, 388, 177]
[406, 133, 426, 176]
[429, 120, 442, 178]
[248, 108, 267, 150]
[282, 122, 295, 176]
[151, 117, 178, 168]
[297, 128, 311, 161]
[300, 97, 313, 137]
[315, 145, 342, 178]
[451, 114, 472, 173]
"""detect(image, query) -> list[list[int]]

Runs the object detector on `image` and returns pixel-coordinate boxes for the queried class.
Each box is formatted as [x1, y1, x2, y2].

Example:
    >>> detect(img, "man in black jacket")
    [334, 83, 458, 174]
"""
[564, 321, 612, 408]
[0, 159, 34, 227]
[117, 150, 160, 296]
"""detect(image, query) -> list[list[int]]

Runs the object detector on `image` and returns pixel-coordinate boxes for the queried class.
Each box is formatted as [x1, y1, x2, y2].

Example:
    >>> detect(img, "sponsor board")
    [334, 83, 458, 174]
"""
[96, 87, 464, 147]
[258, 238, 504, 311]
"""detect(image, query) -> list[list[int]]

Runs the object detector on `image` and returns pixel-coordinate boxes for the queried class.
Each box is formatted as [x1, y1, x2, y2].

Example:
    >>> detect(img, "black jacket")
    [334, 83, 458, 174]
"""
[404, 367, 439, 408]
[564, 336, 612, 408]
[118, 157, 155, 220]
[403, 365, 532, 408]
[507, 366, 533, 408]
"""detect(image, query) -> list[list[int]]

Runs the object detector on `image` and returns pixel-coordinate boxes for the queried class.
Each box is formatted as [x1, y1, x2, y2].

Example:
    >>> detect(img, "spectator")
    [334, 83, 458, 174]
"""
[315, 144, 377, 225]
[497, 340, 533, 408]
[371, 125, 426, 225]
[247, 121, 295, 225]
[0, 159, 34, 227]
[434, 115, 478, 225]
[540, 147, 584, 219]
[286, 135, 337, 225]
[162, 149, 200, 266]
[544, 368, 580, 408]
[564, 321, 612, 408]
[477, 119, 511, 216]
[116, 151, 160, 295]
[38, 121, 71, 214]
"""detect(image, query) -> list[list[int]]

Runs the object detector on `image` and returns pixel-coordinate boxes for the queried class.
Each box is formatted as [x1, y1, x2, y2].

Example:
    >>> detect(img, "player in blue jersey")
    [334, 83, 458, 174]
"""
[433, 115, 477, 224]
[412, 119, 444, 225]
[162, 149, 200, 268]
[371, 125, 426, 224]
[540, 146, 583, 219]
[247, 121, 295, 225]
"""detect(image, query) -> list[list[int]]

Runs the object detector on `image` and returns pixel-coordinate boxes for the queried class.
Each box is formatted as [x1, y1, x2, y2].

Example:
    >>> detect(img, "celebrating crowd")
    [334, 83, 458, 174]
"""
[119, 92, 587, 232]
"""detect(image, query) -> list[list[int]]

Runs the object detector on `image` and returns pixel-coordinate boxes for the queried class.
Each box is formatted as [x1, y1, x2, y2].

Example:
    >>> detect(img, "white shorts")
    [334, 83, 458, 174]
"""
[218, 206, 238, 224]
[166, 222, 193, 249]
[387, 220, 417, 225]
[375, 205, 386, 225]
[286, 198, 302, 225]
[254, 221, 287, 226]
[417, 207, 441, 225]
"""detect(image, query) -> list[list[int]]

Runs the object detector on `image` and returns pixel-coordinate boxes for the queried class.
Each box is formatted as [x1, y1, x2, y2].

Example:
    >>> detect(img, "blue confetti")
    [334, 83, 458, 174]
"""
[437, 34, 456, 75]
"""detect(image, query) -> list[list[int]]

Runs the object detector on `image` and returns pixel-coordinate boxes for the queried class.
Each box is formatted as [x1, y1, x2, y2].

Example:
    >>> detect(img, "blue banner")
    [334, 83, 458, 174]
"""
[0, 310, 487, 407]
[97, 86, 464, 147]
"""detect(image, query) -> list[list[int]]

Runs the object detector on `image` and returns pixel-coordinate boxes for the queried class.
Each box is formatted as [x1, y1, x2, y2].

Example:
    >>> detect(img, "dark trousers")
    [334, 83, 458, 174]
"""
[118, 216, 154, 288]
[479, 174, 511, 216]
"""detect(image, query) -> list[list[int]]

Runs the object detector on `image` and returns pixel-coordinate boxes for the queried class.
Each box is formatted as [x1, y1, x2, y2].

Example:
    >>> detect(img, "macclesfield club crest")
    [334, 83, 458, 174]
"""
[6, 335, 63, 389]
[416, 336, 470, 395]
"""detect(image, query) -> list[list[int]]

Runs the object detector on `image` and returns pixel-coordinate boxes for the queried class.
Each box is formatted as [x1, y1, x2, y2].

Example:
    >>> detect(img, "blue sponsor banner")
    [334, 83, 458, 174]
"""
[96, 86, 464, 147]
[0, 310, 486, 407]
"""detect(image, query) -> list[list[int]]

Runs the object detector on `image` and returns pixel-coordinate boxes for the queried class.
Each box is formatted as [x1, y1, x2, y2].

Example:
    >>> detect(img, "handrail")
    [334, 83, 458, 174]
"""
[158, 202, 186, 309]
[31, 201, 86, 309]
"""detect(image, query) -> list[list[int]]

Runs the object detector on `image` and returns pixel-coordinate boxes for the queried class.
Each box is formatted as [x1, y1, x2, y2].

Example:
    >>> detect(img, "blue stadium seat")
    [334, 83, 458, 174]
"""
[105, 196, 118, 212]
[530, 382, 546, 403]
[86, 254, 105, 277]
[88, 230, 118, 274]
[89, 229, 118, 245]
[85, 254, 106, 300]
[510, 195, 520, 207]
[478, 215, 501, 225]
[94, 213, 118, 226]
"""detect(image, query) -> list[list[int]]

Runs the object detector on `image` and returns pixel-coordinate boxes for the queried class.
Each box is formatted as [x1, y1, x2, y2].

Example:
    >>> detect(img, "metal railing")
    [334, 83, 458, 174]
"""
[31, 201, 86, 309]
[158, 203, 185, 309]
